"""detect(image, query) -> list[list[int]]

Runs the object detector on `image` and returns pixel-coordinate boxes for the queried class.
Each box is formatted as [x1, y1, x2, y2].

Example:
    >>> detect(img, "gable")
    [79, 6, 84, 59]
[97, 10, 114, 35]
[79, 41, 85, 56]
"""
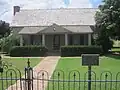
[37, 24, 72, 34]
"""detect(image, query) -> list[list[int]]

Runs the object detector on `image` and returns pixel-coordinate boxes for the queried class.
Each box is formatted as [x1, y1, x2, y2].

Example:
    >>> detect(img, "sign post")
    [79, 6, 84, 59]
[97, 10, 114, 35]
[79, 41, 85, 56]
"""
[88, 65, 91, 90]
[82, 54, 99, 90]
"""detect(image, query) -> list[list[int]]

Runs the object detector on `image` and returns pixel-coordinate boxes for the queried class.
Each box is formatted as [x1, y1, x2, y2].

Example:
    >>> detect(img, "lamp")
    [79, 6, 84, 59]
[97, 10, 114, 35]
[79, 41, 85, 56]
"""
[53, 27, 56, 31]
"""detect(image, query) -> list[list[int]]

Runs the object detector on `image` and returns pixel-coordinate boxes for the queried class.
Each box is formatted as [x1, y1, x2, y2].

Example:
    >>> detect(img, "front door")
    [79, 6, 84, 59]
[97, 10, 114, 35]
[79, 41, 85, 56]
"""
[53, 35, 60, 50]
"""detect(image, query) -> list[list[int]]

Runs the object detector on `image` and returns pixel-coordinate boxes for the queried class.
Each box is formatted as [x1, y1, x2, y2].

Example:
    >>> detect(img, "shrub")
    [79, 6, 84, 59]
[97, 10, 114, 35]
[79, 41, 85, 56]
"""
[0, 35, 20, 53]
[61, 45, 103, 57]
[10, 46, 48, 57]
[96, 35, 113, 53]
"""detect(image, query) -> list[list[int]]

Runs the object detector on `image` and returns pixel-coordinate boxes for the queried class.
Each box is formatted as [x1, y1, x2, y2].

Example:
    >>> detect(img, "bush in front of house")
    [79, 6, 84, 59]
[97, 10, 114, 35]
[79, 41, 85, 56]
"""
[10, 46, 48, 57]
[61, 45, 103, 57]
[0, 35, 20, 53]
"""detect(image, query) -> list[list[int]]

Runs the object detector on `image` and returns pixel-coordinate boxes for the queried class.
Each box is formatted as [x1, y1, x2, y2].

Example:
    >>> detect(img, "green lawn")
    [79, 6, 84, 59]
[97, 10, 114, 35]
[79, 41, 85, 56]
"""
[56, 55, 120, 77]
[112, 48, 120, 52]
[48, 55, 120, 90]
[2, 57, 41, 74]
[0, 57, 41, 90]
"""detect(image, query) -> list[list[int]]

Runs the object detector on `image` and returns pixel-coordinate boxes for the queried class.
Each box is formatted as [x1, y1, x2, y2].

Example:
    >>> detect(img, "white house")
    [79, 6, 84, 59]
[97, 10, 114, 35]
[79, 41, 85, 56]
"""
[10, 6, 98, 51]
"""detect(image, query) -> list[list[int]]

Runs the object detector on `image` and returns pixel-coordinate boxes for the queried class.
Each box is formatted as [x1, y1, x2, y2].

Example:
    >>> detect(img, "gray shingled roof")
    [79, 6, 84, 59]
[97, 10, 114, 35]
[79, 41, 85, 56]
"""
[19, 24, 93, 34]
[11, 8, 98, 27]
[63, 25, 93, 33]
[19, 27, 46, 34]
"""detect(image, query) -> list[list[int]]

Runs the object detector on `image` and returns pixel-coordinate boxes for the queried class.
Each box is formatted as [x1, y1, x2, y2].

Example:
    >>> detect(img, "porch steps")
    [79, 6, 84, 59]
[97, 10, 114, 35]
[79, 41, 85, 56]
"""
[46, 50, 60, 56]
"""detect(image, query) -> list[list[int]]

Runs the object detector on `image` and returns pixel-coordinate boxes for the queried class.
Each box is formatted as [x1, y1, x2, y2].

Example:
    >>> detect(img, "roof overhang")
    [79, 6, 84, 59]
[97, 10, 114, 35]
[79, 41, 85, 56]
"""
[18, 24, 93, 35]
[18, 27, 46, 35]
[63, 25, 93, 33]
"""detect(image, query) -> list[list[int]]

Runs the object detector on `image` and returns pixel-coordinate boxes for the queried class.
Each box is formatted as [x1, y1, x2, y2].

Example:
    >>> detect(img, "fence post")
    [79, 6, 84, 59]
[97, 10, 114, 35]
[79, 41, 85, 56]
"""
[25, 58, 33, 90]
[82, 54, 99, 90]
[0, 56, 3, 73]
[88, 65, 91, 90]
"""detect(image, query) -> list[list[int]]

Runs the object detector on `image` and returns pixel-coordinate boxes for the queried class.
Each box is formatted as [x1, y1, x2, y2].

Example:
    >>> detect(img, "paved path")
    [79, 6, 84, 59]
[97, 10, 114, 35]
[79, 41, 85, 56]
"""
[7, 56, 60, 90]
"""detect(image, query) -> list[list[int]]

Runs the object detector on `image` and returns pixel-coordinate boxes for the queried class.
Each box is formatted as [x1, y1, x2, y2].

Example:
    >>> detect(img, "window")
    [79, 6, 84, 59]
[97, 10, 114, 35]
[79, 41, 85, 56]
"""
[68, 35, 73, 45]
[80, 34, 84, 45]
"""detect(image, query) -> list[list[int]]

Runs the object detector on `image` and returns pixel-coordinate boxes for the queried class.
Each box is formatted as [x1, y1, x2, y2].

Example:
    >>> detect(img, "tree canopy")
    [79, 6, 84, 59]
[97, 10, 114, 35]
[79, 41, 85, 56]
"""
[95, 0, 120, 38]
[94, 0, 120, 52]
[0, 20, 10, 38]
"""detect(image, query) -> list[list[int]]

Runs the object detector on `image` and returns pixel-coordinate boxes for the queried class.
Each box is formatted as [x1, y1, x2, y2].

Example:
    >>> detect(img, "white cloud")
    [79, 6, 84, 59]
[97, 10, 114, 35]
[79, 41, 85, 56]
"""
[68, 0, 92, 8]
[0, 0, 92, 23]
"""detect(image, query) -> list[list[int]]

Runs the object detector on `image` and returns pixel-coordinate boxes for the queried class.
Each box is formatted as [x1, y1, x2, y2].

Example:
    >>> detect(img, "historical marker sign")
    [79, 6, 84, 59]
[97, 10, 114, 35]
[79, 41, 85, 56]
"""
[82, 54, 99, 66]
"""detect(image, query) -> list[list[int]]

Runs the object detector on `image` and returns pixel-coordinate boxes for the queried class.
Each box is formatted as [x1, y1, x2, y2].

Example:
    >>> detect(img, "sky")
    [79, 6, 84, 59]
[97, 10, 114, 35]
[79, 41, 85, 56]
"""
[0, 0, 102, 23]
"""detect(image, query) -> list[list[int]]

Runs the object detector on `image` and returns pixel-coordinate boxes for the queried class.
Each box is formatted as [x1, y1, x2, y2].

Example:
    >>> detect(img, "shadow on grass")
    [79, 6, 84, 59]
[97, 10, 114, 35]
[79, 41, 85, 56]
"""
[105, 53, 120, 60]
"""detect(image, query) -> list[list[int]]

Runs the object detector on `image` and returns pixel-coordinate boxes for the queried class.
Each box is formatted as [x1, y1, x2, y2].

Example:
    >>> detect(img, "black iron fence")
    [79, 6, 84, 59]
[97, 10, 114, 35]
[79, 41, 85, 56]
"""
[0, 59, 120, 90]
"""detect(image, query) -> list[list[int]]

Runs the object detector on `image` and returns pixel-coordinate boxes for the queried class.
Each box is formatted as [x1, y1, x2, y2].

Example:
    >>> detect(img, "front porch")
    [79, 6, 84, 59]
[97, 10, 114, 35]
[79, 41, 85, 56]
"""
[19, 24, 93, 51]
[20, 33, 92, 51]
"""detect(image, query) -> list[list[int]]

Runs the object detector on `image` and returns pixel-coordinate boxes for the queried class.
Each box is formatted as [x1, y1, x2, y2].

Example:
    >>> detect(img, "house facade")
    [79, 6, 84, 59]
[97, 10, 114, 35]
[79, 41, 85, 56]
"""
[10, 6, 98, 51]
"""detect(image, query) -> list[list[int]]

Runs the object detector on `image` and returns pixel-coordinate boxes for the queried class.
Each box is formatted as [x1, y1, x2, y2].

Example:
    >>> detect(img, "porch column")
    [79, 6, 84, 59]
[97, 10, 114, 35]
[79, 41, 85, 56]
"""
[42, 34, 45, 46]
[65, 33, 68, 45]
[88, 33, 91, 45]
[20, 35, 23, 46]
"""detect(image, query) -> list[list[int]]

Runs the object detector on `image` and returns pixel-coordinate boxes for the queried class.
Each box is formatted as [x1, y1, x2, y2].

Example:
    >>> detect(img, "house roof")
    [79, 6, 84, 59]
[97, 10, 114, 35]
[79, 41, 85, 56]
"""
[19, 27, 46, 34]
[63, 25, 93, 33]
[11, 8, 98, 27]
[19, 24, 93, 34]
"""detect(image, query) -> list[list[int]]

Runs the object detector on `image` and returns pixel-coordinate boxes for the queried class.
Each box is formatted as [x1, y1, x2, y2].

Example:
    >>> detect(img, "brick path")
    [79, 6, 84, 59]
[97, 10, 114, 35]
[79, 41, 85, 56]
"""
[7, 56, 60, 90]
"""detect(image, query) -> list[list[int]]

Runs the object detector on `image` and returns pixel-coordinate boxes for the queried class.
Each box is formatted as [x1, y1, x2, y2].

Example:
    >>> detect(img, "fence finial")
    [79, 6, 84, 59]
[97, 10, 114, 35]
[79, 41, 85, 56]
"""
[27, 58, 30, 67]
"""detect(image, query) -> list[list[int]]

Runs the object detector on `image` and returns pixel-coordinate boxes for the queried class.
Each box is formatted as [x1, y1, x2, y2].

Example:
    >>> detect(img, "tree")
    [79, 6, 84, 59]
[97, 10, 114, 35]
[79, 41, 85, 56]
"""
[0, 20, 11, 53]
[96, 0, 120, 37]
[95, 27, 113, 53]
[95, 0, 120, 52]
[0, 35, 20, 53]
[0, 20, 10, 38]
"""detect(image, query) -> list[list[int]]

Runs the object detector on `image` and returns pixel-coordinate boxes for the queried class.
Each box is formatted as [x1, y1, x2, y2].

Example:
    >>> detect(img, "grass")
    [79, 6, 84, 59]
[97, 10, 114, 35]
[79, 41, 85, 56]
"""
[47, 55, 120, 90]
[2, 58, 41, 74]
[112, 48, 120, 52]
[0, 57, 41, 90]
[56, 55, 120, 77]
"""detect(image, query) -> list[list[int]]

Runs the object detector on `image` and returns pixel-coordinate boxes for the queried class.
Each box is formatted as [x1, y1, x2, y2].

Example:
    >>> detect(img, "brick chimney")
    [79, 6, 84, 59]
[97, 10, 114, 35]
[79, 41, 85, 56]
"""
[13, 6, 20, 15]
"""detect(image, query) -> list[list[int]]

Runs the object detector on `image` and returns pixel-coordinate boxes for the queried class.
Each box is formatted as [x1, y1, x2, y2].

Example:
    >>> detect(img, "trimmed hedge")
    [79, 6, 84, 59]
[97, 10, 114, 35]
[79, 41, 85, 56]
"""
[61, 45, 103, 57]
[10, 46, 48, 57]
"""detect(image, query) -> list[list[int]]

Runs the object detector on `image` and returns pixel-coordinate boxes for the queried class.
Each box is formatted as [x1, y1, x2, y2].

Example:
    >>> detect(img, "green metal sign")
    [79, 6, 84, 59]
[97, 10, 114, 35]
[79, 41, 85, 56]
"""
[82, 54, 99, 66]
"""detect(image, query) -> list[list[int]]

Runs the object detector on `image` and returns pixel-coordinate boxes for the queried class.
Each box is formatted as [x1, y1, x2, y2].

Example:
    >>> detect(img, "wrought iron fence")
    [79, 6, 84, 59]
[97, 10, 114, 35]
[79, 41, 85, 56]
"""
[0, 59, 120, 90]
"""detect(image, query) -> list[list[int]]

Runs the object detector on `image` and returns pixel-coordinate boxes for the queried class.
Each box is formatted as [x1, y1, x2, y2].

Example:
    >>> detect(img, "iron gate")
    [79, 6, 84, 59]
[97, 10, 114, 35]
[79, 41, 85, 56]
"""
[0, 59, 120, 90]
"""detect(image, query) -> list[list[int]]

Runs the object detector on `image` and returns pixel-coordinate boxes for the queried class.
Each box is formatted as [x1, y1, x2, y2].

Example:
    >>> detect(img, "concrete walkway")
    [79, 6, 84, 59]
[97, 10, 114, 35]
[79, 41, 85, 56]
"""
[7, 56, 60, 90]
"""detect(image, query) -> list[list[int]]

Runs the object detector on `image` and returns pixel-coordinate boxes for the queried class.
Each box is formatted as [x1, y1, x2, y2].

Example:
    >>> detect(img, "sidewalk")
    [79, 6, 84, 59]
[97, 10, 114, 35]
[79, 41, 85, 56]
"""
[7, 56, 60, 90]
[1, 54, 42, 58]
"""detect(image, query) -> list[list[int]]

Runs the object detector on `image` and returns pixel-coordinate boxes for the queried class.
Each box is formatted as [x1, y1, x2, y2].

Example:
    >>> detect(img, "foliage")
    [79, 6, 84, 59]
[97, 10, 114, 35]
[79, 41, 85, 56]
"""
[95, 28, 113, 53]
[113, 40, 120, 47]
[0, 20, 10, 38]
[10, 46, 48, 57]
[95, 0, 120, 37]
[94, 0, 120, 52]
[0, 35, 20, 53]
[61, 45, 103, 57]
